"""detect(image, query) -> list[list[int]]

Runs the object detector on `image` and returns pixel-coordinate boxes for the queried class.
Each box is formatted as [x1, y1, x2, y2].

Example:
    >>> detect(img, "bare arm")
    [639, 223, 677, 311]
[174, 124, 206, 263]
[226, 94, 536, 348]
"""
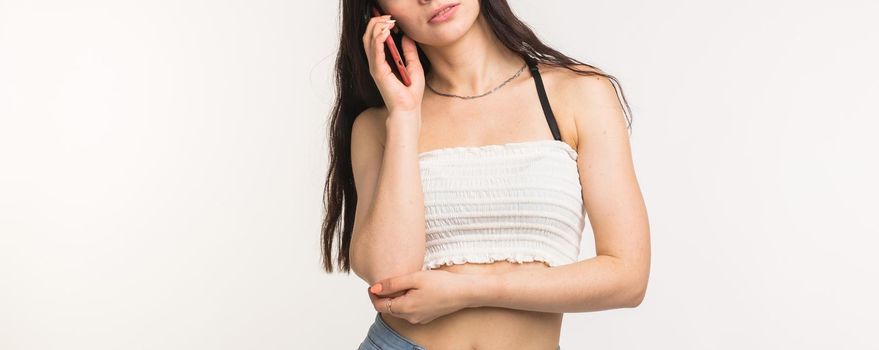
[469, 255, 645, 313]
[349, 109, 426, 286]
[466, 72, 651, 313]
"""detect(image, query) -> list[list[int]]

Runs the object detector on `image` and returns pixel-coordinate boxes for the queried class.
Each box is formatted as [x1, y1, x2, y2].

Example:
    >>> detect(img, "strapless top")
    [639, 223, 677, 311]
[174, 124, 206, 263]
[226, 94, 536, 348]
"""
[418, 139, 585, 271]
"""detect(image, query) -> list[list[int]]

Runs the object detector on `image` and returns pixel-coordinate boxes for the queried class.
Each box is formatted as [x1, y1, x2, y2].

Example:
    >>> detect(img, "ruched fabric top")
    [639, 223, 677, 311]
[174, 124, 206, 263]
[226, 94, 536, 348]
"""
[419, 139, 585, 271]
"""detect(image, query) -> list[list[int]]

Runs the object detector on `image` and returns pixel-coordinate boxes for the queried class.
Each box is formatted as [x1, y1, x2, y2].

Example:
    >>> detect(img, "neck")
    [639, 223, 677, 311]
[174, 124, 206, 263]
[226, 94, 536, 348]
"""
[420, 15, 527, 96]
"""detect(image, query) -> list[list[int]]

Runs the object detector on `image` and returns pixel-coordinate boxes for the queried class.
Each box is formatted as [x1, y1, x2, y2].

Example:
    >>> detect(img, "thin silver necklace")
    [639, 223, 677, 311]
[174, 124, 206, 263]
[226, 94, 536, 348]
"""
[425, 62, 528, 100]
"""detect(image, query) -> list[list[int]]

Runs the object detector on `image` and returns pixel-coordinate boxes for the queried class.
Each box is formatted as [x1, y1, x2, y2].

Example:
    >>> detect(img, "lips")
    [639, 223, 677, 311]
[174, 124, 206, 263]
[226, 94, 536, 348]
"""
[429, 3, 460, 22]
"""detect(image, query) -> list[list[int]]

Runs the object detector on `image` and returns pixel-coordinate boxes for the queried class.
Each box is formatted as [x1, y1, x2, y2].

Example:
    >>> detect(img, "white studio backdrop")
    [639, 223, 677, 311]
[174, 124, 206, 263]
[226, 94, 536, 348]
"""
[1, 0, 877, 349]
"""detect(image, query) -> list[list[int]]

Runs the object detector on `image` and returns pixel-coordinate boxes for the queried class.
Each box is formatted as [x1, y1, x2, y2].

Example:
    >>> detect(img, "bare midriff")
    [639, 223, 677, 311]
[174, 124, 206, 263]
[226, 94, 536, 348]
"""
[380, 260, 562, 350]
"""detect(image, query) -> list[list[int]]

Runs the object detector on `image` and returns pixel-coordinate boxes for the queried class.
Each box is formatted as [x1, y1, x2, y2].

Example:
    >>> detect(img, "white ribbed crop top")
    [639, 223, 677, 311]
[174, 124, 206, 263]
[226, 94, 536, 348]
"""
[418, 138, 585, 271]
[410, 56, 584, 271]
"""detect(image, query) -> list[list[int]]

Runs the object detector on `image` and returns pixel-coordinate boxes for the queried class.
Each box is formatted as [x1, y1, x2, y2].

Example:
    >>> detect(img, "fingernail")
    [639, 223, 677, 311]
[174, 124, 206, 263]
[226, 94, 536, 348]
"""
[370, 284, 382, 293]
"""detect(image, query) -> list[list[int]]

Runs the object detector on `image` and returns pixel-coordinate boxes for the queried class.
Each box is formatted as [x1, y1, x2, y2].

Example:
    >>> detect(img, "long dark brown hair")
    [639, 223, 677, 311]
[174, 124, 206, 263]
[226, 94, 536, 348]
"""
[321, 0, 633, 273]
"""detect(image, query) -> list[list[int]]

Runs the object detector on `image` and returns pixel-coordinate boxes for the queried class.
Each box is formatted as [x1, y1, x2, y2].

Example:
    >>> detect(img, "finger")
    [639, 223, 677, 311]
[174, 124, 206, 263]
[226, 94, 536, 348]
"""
[362, 15, 392, 62]
[369, 293, 395, 314]
[373, 19, 392, 40]
[374, 21, 396, 44]
[368, 289, 381, 311]
[371, 273, 418, 295]
[373, 295, 411, 316]
[363, 14, 391, 42]
[371, 22, 393, 72]
[400, 34, 421, 70]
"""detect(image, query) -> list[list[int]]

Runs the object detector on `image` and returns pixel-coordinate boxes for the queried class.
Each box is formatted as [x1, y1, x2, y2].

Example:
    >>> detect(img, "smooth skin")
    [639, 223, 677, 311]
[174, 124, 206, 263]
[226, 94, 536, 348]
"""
[354, 1, 650, 349]
[368, 69, 652, 315]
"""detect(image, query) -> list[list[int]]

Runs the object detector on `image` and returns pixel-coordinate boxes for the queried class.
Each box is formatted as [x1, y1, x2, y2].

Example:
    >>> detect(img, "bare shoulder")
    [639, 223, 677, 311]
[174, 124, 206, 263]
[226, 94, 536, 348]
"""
[350, 105, 390, 194]
[544, 63, 626, 150]
[550, 63, 618, 109]
[352, 105, 390, 151]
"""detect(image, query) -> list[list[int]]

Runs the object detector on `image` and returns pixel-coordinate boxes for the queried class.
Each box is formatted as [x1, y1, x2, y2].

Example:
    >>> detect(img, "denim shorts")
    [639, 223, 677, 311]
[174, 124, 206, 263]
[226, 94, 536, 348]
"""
[358, 312, 561, 350]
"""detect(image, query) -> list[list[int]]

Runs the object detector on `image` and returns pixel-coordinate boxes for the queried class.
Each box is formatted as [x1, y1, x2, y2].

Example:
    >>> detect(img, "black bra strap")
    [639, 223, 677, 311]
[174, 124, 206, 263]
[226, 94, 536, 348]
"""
[525, 56, 562, 141]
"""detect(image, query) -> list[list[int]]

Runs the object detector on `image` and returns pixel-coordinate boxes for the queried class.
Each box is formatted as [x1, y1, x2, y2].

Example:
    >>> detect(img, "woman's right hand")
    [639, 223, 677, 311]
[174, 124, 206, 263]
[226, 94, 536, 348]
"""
[362, 14, 425, 116]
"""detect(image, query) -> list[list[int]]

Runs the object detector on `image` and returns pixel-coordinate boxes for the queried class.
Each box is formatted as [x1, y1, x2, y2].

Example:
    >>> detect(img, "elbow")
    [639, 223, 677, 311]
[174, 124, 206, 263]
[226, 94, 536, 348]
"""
[623, 272, 649, 308]
[350, 244, 378, 286]
[349, 224, 427, 285]
[626, 284, 646, 308]
[350, 246, 424, 286]
[610, 252, 649, 308]
[351, 259, 384, 287]
[609, 255, 649, 308]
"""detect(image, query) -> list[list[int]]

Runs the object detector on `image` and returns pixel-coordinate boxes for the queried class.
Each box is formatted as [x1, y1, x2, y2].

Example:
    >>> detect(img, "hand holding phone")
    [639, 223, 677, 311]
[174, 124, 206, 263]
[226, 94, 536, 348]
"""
[371, 5, 411, 86]
[362, 4, 424, 115]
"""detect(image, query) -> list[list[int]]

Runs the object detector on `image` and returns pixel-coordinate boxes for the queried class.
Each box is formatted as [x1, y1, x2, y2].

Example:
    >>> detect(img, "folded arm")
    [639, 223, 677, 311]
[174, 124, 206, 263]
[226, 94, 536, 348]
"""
[468, 71, 651, 313]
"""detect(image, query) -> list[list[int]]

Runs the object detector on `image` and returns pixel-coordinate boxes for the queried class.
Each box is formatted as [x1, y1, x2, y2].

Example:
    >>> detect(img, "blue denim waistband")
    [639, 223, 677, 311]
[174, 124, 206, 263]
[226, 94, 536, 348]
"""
[366, 312, 426, 350]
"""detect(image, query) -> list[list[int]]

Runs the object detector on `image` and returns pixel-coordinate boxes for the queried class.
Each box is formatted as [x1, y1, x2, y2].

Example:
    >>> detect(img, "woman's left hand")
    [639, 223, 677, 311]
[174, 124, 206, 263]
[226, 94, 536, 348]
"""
[367, 269, 477, 325]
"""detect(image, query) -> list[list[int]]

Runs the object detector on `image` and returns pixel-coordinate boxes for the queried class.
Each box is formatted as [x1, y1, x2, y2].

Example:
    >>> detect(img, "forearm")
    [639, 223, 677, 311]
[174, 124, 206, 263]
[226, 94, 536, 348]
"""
[357, 113, 426, 285]
[468, 255, 647, 313]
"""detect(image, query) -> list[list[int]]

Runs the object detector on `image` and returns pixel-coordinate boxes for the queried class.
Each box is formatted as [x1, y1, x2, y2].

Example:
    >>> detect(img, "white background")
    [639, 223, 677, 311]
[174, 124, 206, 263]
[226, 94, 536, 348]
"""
[1, 0, 877, 349]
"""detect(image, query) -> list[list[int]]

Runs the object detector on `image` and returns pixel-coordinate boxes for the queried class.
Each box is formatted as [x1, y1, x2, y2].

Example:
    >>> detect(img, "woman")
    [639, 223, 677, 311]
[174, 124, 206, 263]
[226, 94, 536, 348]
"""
[321, 1, 651, 349]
